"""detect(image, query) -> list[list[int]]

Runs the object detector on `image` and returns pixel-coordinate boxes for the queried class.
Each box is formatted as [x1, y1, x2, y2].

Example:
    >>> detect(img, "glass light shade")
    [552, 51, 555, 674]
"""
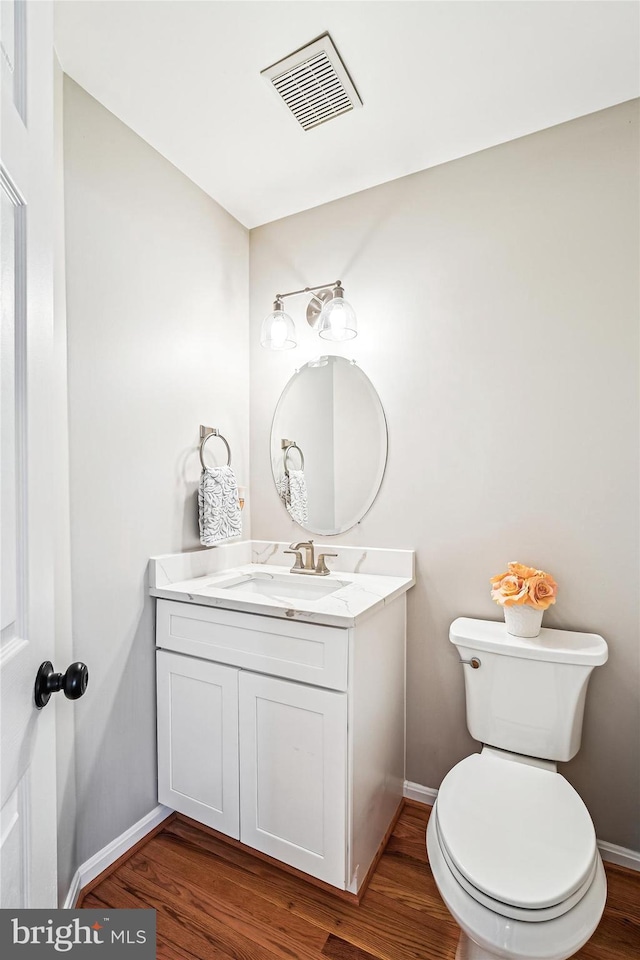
[317, 295, 357, 341]
[260, 309, 296, 350]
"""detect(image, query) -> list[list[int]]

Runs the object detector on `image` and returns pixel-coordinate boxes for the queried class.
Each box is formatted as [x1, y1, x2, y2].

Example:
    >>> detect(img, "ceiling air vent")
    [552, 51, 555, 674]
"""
[261, 33, 362, 132]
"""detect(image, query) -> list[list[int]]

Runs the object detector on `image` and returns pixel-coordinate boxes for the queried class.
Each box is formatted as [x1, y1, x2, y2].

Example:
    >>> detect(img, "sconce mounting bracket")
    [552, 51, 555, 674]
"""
[306, 288, 333, 329]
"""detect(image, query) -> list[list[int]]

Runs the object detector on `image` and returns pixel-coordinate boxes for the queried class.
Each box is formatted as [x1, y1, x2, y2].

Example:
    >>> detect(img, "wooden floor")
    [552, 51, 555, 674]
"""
[79, 802, 640, 960]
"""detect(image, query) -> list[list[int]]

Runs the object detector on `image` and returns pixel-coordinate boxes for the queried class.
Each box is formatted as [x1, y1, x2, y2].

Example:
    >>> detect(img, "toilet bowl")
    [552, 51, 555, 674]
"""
[426, 748, 607, 960]
[429, 618, 609, 960]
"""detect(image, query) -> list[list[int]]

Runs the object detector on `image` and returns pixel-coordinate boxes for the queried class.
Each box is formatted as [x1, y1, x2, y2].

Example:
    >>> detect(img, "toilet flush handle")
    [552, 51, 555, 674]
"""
[459, 656, 481, 669]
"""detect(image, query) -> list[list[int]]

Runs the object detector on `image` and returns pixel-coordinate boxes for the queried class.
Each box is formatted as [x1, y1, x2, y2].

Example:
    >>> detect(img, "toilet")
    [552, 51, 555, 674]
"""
[427, 617, 608, 960]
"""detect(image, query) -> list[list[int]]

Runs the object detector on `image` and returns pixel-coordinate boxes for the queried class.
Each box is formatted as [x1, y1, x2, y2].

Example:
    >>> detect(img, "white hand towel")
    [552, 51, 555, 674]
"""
[276, 473, 290, 506]
[286, 469, 308, 526]
[198, 465, 242, 546]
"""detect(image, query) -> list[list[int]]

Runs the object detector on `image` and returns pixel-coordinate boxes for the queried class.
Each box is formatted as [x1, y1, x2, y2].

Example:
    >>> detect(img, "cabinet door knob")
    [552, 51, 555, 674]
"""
[34, 661, 89, 709]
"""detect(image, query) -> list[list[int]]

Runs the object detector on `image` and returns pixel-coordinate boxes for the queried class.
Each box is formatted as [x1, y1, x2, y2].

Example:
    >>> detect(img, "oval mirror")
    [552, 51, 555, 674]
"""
[270, 356, 388, 535]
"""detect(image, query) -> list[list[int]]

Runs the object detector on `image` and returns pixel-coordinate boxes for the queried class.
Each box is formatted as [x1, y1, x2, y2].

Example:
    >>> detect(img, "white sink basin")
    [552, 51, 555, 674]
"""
[215, 572, 351, 602]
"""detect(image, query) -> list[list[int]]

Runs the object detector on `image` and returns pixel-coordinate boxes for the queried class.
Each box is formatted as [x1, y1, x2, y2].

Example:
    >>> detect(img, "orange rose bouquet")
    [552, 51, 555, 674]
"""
[490, 562, 558, 610]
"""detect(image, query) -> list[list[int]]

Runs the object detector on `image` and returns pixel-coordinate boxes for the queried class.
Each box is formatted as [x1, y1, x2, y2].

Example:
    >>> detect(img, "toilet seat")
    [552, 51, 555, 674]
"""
[434, 810, 598, 921]
[427, 811, 608, 960]
[435, 752, 597, 920]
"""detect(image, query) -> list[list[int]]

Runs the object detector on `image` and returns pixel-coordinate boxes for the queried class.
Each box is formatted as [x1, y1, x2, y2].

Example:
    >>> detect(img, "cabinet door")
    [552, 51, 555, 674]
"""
[157, 650, 239, 838]
[239, 672, 347, 887]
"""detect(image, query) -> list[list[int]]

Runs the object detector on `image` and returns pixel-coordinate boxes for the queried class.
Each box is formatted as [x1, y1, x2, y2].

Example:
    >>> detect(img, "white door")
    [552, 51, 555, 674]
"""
[157, 651, 240, 838]
[0, 1, 58, 907]
[239, 672, 347, 888]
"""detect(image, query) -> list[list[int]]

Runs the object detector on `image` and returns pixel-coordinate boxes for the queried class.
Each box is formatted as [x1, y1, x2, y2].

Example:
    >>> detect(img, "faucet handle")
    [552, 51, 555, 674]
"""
[284, 549, 304, 570]
[315, 553, 338, 576]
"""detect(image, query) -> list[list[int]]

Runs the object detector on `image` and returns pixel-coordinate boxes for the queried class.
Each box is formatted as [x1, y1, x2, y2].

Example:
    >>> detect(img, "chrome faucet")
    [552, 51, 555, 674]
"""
[284, 540, 338, 577]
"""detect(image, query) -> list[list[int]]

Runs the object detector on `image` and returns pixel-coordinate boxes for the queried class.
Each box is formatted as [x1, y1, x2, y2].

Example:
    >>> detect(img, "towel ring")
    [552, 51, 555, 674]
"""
[282, 440, 304, 474]
[199, 426, 231, 470]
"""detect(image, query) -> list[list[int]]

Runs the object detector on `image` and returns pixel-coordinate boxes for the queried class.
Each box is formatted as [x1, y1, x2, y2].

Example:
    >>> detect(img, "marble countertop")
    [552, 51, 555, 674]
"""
[150, 561, 414, 627]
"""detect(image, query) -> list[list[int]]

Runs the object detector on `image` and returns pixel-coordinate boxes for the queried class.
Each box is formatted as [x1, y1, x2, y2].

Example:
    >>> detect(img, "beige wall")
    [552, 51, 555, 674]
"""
[250, 101, 640, 850]
[63, 77, 250, 866]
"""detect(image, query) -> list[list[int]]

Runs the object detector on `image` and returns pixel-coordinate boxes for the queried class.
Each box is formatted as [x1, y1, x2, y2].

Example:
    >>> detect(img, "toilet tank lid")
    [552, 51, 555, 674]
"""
[450, 617, 608, 666]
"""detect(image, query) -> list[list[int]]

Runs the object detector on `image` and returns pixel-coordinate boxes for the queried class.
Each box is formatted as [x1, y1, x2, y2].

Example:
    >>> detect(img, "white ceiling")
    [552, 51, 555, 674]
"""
[54, 1, 640, 229]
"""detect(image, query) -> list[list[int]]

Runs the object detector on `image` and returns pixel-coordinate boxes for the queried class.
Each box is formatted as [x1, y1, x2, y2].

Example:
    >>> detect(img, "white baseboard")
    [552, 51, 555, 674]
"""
[63, 804, 173, 908]
[403, 781, 639, 873]
[597, 840, 640, 872]
[63, 872, 81, 912]
[403, 780, 438, 805]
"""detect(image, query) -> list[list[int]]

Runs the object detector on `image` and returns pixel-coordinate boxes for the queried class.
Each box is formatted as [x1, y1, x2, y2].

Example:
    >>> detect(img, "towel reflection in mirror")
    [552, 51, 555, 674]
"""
[277, 440, 308, 526]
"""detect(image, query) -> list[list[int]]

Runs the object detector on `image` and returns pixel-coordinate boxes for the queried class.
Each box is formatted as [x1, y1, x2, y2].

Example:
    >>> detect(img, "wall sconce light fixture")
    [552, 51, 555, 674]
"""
[260, 280, 357, 350]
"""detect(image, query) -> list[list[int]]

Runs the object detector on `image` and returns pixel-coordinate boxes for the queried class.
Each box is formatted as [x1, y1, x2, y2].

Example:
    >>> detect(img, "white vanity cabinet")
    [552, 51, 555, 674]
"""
[155, 594, 406, 893]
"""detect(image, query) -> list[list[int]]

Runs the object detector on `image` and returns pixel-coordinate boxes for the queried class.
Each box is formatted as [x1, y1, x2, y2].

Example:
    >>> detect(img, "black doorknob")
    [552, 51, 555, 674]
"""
[34, 661, 89, 710]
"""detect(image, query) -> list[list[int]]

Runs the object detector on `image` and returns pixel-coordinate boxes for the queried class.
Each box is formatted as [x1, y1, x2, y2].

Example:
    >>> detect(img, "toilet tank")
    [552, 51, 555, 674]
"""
[450, 618, 608, 762]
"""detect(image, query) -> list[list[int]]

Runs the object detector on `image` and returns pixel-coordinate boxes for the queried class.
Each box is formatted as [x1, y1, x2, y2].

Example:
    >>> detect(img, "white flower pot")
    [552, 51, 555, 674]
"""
[503, 604, 544, 638]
